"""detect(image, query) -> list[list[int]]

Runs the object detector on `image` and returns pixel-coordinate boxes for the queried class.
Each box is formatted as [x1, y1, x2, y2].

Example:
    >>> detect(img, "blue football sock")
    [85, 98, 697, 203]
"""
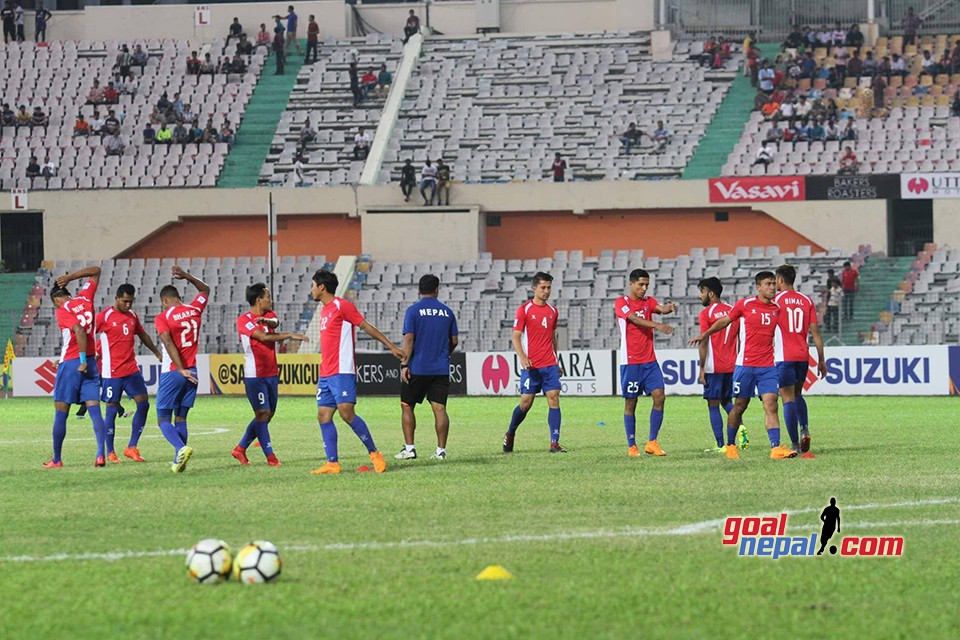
[254, 421, 274, 456]
[507, 405, 528, 435]
[158, 418, 185, 456]
[104, 405, 118, 454]
[649, 408, 664, 442]
[796, 395, 809, 428]
[547, 407, 561, 444]
[129, 401, 149, 448]
[319, 421, 338, 462]
[51, 409, 68, 463]
[783, 401, 799, 446]
[767, 427, 781, 448]
[175, 421, 188, 445]
[349, 415, 376, 453]
[726, 424, 738, 447]
[624, 414, 637, 447]
[723, 401, 734, 415]
[708, 405, 724, 448]
[238, 419, 257, 449]
[87, 404, 106, 458]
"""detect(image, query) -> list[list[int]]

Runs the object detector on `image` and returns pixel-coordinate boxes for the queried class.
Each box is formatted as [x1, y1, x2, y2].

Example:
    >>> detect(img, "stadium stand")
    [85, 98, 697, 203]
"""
[260, 34, 404, 186]
[878, 245, 960, 345]
[0, 38, 263, 190]
[378, 35, 740, 183]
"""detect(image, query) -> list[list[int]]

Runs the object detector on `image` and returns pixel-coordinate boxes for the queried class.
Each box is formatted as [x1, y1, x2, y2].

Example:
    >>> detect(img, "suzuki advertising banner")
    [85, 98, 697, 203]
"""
[209, 353, 322, 395]
[13, 355, 212, 397]
[466, 350, 615, 396]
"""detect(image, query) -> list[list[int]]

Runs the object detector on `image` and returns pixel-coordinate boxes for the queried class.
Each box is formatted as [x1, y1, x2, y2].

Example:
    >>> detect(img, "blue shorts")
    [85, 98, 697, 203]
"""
[53, 358, 101, 405]
[101, 372, 148, 403]
[620, 362, 664, 398]
[155, 369, 198, 413]
[777, 361, 809, 388]
[317, 374, 357, 408]
[703, 372, 734, 401]
[246, 376, 279, 412]
[519, 365, 561, 395]
[732, 365, 780, 399]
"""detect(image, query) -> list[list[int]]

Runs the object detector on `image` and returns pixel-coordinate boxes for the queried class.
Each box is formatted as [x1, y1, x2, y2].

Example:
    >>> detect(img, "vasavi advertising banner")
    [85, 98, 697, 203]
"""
[651, 346, 951, 396]
[805, 174, 900, 200]
[708, 176, 805, 203]
[13, 355, 211, 397]
[466, 350, 615, 396]
[209, 353, 322, 395]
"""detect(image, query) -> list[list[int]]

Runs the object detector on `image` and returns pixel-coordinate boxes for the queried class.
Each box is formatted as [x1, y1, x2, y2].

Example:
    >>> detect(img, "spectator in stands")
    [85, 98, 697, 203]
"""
[132, 44, 149, 70]
[181, 103, 195, 124]
[760, 95, 781, 120]
[952, 90, 960, 117]
[692, 36, 716, 67]
[615, 123, 646, 155]
[86, 80, 105, 105]
[353, 126, 371, 160]
[202, 119, 220, 144]
[284, 6, 302, 54]
[824, 118, 839, 140]
[230, 53, 247, 75]
[376, 64, 393, 99]
[30, 106, 47, 130]
[833, 42, 849, 83]
[763, 122, 782, 144]
[156, 123, 172, 146]
[652, 121, 671, 153]
[399, 159, 417, 201]
[902, 7, 923, 47]
[298, 118, 316, 149]
[777, 98, 794, 124]
[831, 22, 846, 49]
[795, 95, 812, 119]
[758, 60, 776, 94]
[436, 159, 451, 205]
[349, 61, 362, 106]
[1, 103, 14, 131]
[256, 23, 271, 49]
[846, 52, 863, 79]
[15, 105, 30, 131]
[236, 34, 254, 56]
[90, 110, 105, 136]
[920, 50, 938, 76]
[13, 0, 23, 42]
[861, 51, 879, 78]
[25, 155, 40, 178]
[552, 152, 566, 182]
[199, 53, 216, 78]
[824, 280, 842, 332]
[305, 14, 319, 64]
[420, 159, 437, 205]
[793, 118, 811, 142]
[103, 81, 119, 105]
[845, 24, 864, 48]
[227, 17, 244, 45]
[753, 141, 775, 167]
[41, 156, 56, 178]
[73, 113, 90, 137]
[403, 9, 420, 44]
[272, 16, 286, 75]
[34, 1, 50, 42]
[104, 133, 124, 157]
[112, 73, 126, 95]
[784, 27, 803, 49]
[221, 123, 235, 148]
[143, 122, 157, 147]
[0, 1, 12, 45]
[889, 53, 907, 79]
[104, 109, 120, 135]
[115, 44, 133, 81]
[746, 43, 761, 86]
[361, 68, 378, 97]
[809, 119, 826, 142]
[189, 119, 203, 144]
[173, 121, 189, 145]
[187, 51, 201, 75]
[293, 151, 306, 186]
[838, 147, 859, 174]
[841, 260, 859, 320]
[156, 92, 171, 115]
[873, 75, 887, 112]
[168, 93, 182, 119]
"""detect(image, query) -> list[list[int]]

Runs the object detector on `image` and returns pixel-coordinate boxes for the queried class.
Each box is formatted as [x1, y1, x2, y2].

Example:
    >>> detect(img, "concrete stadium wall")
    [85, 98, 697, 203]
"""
[45, 0, 655, 43]
[7, 180, 898, 263]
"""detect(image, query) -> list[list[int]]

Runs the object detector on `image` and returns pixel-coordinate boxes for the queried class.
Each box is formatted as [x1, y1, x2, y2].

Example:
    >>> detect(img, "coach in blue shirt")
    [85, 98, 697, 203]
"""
[395, 274, 458, 461]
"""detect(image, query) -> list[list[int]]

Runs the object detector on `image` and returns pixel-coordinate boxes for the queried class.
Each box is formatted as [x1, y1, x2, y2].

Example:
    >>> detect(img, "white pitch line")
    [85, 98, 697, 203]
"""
[0, 427, 230, 446]
[3, 498, 957, 564]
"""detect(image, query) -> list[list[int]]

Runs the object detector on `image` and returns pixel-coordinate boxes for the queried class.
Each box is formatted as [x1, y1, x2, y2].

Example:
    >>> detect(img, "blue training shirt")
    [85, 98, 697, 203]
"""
[403, 297, 458, 376]
[286, 12, 298, 32]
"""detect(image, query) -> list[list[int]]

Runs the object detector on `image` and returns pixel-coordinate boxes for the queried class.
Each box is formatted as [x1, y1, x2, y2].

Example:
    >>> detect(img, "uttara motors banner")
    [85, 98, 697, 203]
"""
[209, 352, 466, 396]
[466, 350, 615, 396]
[708, 176, 805, 203]
[655, 346, 953, 396]
[900, 173, 960, 199]
[805, 174, 900, 200]
[12, 355, 212, 397]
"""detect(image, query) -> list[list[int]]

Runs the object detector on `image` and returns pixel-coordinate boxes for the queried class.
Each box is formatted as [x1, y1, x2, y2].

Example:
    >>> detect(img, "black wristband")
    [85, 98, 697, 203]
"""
[400, 364, 409, 369]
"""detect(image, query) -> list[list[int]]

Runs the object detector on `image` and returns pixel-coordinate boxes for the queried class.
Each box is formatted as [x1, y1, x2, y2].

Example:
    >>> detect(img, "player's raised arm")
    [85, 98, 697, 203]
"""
[137, 328, 164, 362]
[359, 319, 404, 360]
[689, 315, 731, 346]
[625, 310, 674, 335]
[57, 265, 101, 289]
[172, 265, 210, 296]
[655, 301, 677, 315]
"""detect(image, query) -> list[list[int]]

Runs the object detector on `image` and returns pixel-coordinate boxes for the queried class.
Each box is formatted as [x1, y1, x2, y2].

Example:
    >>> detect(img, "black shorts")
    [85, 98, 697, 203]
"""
[401, 374, 449, 406]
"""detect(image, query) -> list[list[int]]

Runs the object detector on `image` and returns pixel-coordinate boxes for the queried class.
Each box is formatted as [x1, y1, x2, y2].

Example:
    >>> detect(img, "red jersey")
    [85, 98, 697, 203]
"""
[155, 293, 208, 371]
[96, 306, 144, 378]
[841, 268, 858, 291]
[513, 301, 558, 368]
[238, 310, 279, 378]
[55, 279, 97, 361]
[773, 290, 817, 362]
[728, 296, 780, 367]
[319, 297, 364, 377]
[699, 301, 738, 374]
[615, 295, 659, 365]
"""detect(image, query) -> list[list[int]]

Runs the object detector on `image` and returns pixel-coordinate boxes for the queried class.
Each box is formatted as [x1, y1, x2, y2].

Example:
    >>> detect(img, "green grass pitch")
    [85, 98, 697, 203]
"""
[2, 395, 959, 639]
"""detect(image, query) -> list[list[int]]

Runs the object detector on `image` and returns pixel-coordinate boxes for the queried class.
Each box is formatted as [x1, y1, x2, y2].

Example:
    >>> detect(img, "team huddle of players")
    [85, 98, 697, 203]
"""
[43, 261, 824, 472]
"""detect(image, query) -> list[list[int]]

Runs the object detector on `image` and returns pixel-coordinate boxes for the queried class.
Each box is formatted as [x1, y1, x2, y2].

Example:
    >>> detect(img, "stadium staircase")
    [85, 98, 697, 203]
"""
[682, 63, 757, 180]
[0, 272, 37, 354]
[218, 43, 305, 188]
[841, 256, 917, 345]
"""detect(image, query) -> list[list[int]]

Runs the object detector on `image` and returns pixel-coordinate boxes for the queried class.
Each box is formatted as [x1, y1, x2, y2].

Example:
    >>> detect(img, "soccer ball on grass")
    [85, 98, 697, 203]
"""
[186, 539, 233, 584]
[233, 540, 282, 584]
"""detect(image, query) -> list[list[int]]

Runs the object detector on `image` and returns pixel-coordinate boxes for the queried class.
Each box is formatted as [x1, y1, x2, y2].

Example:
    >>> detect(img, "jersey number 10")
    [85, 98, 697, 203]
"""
[786, 308, 804, 333]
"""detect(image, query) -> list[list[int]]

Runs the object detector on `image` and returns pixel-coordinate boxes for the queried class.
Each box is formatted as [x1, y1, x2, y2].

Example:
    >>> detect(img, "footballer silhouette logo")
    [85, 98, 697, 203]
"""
[481, 355, 511, 393]
[907, 177, 929, 194]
